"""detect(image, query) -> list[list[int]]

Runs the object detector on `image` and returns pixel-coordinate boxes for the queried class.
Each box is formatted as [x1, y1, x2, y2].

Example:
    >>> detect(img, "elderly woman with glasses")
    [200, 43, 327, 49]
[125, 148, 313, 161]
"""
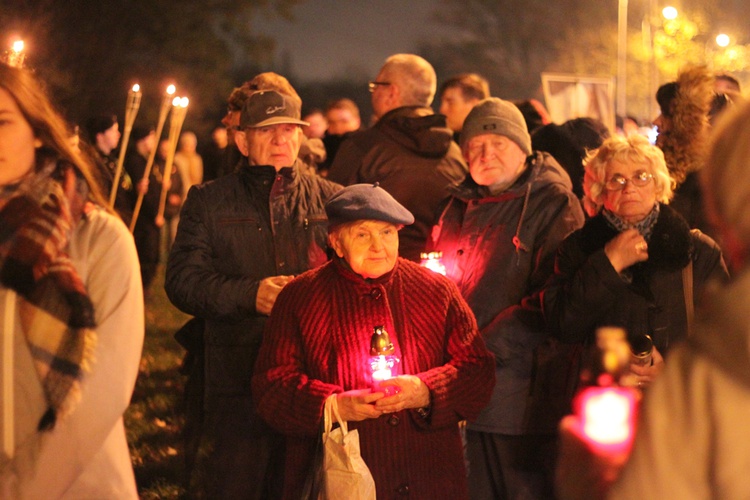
[541, 134, 727, 389]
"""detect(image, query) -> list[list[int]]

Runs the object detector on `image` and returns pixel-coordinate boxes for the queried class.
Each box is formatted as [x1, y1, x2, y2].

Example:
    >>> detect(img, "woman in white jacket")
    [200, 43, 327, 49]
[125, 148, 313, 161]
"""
[0, 64, 144, 498]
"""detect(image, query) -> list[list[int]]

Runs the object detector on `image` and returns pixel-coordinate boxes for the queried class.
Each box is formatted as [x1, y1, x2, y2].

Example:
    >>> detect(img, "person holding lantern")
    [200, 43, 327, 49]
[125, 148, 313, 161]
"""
[252, 183, 495, 499]
[426, 97, 584, 499]
[0, 64, 143, 497]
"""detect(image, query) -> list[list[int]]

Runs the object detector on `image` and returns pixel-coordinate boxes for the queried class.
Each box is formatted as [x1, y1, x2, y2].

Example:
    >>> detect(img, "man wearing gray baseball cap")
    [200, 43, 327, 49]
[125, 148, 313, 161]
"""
[166, 85, 341, 499]
[426, 97, 585, 499]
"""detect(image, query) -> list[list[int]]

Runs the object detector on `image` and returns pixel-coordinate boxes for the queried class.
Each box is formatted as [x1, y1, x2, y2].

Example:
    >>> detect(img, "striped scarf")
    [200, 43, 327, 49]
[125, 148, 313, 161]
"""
[0, 160, 96, 431]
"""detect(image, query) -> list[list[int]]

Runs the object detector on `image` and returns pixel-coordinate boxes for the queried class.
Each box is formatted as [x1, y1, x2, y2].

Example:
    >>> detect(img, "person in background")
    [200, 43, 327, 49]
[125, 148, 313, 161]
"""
[439, 72, 490, 144]
[84, 112, 139, 224]
[0, 63, 143, 499]
[165, 87, 341, 499]
[542, 134, 726, 390]
[302, 108, 327, 140]
[427, 97, 585, 499]
[319, 98, 361, 176]
[714, 72, 741, 94]
[327, 53, 467, 262]
[555, 96, 750, 500]
[513, 98, 552, 135]
[124, 126, 161, 291]
[200, 125, 229, 181]
[253, 183, 495, 499]
[653, 65, 714, 237]
[174, 130, 203, 198]
[532, 117, 611, 199]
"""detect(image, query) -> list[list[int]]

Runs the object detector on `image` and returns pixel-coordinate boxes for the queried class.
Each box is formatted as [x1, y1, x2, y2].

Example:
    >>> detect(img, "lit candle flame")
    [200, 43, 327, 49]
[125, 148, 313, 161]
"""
[371, 355, 392, 382]
[166, 84, 176, 95]
[420, 252, 446, 276]
[172, 96, 181, 107]
[12, 40, 24, 53]
[132, 84, 140, 93]
[179, 97, 189, 108]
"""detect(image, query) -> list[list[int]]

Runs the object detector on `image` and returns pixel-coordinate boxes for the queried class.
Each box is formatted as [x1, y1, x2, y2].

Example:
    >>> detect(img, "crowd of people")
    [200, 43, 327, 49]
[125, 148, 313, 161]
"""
[1, 46, 749, 500]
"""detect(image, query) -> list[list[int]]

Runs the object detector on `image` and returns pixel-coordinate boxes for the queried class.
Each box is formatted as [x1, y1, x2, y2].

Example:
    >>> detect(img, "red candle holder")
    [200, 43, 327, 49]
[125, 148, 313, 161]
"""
[368, 326, 400, 396]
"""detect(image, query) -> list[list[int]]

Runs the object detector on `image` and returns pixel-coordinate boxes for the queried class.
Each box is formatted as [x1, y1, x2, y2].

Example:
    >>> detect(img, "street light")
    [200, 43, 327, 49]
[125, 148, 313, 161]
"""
[716, 33, 731, 48]
[662, 6, 678, 20]
[617, 0, 628, 117]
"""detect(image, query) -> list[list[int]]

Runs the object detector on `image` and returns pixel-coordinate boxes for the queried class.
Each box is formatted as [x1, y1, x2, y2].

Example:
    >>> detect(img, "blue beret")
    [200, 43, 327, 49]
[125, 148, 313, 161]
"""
[325, 183, 414, 228]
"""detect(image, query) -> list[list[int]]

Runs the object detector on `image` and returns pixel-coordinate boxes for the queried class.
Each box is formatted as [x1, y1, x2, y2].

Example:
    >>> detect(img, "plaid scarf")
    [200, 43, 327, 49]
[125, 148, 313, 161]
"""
[0, 160, 96, 431]
[602, 203, 661, 241]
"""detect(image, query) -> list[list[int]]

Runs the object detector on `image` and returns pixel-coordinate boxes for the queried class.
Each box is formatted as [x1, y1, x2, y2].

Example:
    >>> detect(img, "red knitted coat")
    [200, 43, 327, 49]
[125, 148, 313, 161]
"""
[252, 257, 495, 499]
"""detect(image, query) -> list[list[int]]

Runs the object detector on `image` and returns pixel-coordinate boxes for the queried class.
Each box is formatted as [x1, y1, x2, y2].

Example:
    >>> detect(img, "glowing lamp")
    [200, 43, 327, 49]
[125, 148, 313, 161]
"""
[576, 386, 636, 456]
[420, 251, 446, 276]
[368, 326, 400, 395]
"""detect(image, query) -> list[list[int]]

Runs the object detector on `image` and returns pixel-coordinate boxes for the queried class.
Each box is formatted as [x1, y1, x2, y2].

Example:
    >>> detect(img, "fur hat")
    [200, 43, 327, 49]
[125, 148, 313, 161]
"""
[325, 183, 414, 229]
[460, 97, 532, 155]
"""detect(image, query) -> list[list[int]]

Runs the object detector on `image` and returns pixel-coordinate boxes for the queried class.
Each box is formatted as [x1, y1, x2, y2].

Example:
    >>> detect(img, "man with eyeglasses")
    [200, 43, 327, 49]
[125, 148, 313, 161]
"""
[426, 97, 584, 499]
[165, 87, 341, 499]
[327, 53, 467, 262]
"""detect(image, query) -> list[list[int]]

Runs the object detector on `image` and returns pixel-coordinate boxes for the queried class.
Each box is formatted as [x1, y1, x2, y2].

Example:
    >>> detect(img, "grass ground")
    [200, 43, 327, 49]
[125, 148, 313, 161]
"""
[125, 262, 191, 499]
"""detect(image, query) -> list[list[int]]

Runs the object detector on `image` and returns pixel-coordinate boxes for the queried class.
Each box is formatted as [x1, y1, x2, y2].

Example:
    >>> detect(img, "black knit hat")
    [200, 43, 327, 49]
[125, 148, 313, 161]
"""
[85, 113, 118, 143]
[656, 82, 678, 118]
[325, 183, 414, 229]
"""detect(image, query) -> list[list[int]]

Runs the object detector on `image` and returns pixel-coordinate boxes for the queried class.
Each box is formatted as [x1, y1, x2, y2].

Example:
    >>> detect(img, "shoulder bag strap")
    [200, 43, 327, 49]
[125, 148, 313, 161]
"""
[683, 260, 694, 336]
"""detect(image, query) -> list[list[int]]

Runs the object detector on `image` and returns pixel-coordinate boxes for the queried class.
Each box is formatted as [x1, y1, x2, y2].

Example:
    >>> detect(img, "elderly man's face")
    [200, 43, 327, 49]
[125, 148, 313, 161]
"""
[330, 220, 399, 279]
[466, 134, 528, 190]
[236, 123, 302, 171]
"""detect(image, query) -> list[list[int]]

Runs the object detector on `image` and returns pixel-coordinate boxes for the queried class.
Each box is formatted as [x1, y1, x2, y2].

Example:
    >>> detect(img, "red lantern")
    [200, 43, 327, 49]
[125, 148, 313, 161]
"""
[368, 326, 400, 396]
[420, 251, 446, 276]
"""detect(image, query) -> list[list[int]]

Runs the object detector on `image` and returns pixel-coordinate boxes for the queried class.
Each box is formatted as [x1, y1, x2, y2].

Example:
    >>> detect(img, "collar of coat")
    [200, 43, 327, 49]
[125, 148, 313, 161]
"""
[239, 160, 300, 188]
[581, 203, 693, 273]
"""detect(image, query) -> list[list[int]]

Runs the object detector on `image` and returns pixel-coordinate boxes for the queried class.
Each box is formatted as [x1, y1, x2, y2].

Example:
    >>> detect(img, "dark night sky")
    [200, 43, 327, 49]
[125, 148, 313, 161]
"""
[253, 0, 437, 82]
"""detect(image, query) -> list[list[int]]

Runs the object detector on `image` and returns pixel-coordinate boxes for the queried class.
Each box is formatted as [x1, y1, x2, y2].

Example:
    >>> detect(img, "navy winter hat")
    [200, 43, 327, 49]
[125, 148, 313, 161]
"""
[325, 183, 414, 228]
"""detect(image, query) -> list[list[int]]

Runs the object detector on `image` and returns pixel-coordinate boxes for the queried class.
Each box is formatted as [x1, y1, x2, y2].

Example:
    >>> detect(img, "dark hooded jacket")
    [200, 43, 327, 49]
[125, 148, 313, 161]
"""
[541, 203, 727, 356]
[427, 151, 584, 434]
[327, 106, 467, 262]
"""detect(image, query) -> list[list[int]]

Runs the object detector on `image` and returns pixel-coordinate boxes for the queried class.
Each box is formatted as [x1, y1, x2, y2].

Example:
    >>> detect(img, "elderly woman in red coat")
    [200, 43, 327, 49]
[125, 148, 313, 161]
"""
[252, 183, 495, 499]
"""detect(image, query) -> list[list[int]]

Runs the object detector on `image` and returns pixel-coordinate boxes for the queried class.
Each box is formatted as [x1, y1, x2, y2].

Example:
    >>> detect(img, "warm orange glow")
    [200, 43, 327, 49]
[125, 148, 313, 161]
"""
[132, 84, 141, 93]
[172, 96, 181, 107]
[179, 97, 189, 108]
[420, 251, 447, 275]
[716, 34, 731, 48]
[166, 84, 176, 95]
[662, 6, 678, 20]
[11, 40, 24, 53]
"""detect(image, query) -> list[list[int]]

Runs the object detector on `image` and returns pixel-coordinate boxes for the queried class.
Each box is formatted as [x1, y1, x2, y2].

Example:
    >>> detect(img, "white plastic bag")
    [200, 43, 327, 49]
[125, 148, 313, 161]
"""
[321, 394, 376, 500]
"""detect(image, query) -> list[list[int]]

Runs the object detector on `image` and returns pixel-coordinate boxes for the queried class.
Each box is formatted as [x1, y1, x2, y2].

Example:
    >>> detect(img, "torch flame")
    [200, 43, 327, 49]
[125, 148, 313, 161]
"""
[12, 40, 24, 53]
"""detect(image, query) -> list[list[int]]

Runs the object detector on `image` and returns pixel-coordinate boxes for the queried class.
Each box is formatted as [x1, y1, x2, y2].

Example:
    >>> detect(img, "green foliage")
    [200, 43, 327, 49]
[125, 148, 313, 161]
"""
[125, 255, 191, 498]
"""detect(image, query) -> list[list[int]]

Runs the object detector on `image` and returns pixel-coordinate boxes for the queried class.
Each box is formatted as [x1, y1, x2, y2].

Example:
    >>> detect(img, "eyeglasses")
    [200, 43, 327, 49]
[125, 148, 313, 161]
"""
[605, 171, 654, 191]
[368, 81, 391, 93]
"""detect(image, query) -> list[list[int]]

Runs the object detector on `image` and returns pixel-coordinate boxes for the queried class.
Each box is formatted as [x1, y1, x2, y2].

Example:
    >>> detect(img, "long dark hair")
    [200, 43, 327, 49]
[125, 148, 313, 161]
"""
[0, 64, 107, 207]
